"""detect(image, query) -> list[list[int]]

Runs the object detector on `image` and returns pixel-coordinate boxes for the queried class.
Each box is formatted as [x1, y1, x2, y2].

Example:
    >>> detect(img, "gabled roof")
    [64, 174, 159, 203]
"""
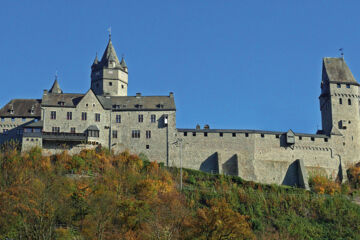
[42, 93, 84, 107]
[322, 57, 359, 85]
[49, 79, 63, 94]
[0, 99, 41, 117]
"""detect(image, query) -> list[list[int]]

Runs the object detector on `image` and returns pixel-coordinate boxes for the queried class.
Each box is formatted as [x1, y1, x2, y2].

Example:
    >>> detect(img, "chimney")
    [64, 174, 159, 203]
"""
[204, 124, 210, 130]
[169, 92, 174, 98]
[136, 93, 141, 97]
[43, 89, 48, 94]
[196, 124, 200, 130]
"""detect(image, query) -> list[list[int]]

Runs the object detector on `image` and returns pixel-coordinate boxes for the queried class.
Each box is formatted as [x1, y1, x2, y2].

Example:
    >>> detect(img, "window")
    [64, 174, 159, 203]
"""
[67, 112, 72, 120]
[138, 114, 143, 123]
[22, 118, 26, 122]
[88, 130, 99, 137]
[146, 145, 150, 149]
[245, 133, 249, 137]
[299, 136, 302, 140]
[70, 127, 76, 133]
[276, 135, 279, 138]
[50, 111, 56, 120]
[348, 99, 352, 105]
[324, 138, 328, 142]
[261, 134, 264, 138]
[204, 132, 208, 137]
[192, 132, 196, 136]
[112, 130, 118, 138]
[132, 130, 140, 138]
[337, 83, 341, 88]
[1, 118, 4, 122]
[52, 127, 60, 133]
[122, 85, 124, 89]
[232, 133, 236, 137]
[339, 98, 342, 104]
[95, 113, 101, 122]
[82, 112, 87, 121]
[146, 130, 151, 139]
[219, 132, 223, 137]
[3, 129, 8, 135]
[116, 114, 121, 123]
[11, 118, 15, 122]
[184, 132, 187, 136]
[151, 114, 156, 123]
[311, 137, 315, 141]
[347, 84, 350, 88]
[109, 82, 112, 86]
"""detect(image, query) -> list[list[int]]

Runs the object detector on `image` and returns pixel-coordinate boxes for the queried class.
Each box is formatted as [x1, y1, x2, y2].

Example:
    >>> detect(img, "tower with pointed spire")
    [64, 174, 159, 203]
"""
[91, 35, 128, 96]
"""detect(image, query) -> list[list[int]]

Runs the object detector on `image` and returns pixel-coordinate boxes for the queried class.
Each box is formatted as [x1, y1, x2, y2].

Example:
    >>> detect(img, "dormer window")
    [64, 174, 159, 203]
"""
[58, 101, 65, 106]
[337, 83, 341, 88]
[136, 104, 143, 109]
[157, 104, 164, 109]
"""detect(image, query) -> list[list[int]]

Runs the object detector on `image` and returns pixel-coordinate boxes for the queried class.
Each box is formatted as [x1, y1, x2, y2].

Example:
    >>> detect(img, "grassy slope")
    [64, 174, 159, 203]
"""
[178, 167, 360, 240]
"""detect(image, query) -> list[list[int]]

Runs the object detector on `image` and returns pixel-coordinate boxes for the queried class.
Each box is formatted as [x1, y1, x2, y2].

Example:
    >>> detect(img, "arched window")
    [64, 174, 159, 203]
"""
[348, 99, 352, 105]
[339, 98, 343, 104]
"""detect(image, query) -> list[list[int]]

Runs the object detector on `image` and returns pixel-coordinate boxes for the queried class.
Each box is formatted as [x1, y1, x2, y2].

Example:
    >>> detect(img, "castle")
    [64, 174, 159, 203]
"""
[1, 36, 359, 188]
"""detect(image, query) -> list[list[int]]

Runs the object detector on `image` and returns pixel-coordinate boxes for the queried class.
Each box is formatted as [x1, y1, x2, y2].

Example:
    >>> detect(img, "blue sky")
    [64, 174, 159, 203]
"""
[1, 1, 360, 133]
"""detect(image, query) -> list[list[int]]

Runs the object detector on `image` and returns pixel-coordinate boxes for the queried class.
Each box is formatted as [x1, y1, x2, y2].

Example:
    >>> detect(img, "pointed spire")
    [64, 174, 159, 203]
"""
[49, 75, 63, 94]
[93, 53, 99, 65]
[120, 55, 127, 68]
[100, 34, 120, 66]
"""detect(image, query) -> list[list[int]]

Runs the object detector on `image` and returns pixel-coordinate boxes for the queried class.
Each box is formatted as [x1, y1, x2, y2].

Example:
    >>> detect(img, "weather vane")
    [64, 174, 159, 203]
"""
[107, 27, 112, 39]
[55, 70, 58, 80]
[339, 48, 344, 58]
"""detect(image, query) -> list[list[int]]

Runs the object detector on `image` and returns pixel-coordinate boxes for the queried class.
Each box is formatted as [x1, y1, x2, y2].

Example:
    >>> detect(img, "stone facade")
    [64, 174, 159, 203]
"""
[0, 38, 359, 188]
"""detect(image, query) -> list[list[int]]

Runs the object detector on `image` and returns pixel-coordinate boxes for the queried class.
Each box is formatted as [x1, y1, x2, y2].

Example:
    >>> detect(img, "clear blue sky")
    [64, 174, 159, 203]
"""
[1, 1, 359, 133]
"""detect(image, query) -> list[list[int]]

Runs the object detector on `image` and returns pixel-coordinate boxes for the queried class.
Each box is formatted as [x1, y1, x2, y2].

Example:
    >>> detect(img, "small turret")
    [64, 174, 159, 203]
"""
[91, 53, 99, 69]
[49, 76, 63, 94]
[120, 57, 128, 72]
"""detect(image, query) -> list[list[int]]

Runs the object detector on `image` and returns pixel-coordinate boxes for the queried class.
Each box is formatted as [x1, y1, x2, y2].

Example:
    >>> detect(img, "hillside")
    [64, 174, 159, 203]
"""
[0, 145, 360, 240]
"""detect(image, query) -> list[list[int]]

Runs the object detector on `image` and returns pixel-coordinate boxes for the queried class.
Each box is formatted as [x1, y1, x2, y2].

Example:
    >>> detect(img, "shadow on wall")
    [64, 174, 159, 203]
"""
[200, 152, 219, 174]
[222, 154, 238, 176]
[282, 159, 309, 189]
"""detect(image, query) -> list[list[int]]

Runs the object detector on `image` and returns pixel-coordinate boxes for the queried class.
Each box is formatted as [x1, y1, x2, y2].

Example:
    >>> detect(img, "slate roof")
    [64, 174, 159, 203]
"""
[177, 128, 328, 138]
[322, 57, 359, 85]
[25, 120, 43, 128]
[0, 99, 41, 117]
[97, 95, 176, 111]
[42, 93, 84, 107]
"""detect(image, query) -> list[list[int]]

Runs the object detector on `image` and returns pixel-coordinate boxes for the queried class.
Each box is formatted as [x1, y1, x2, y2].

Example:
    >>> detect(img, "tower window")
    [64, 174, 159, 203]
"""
[151, 114, 156, 123]
[109, 82, 112, 86]
[219, 132, 223, 137]
[245, 133, 249, 137]
[348, 99, 352, 105]
[116, 114, 121, 123]
[261, 134, 264, 138]
[324, 138, 328, 142]
[337, 83, 341, 88]
[146, 130, 151, 139]
[50, 111, 56, 120]
[346, 84, 350, 88]
[67, 112, 72, 120]
[184, 132, 187, 136]
[138, 114, 143, 122]
[311, 137, 315, 141]
[82, 112, 87, 121]
[204, 132, 208, 137]
[95, 113, 101, 122]
[112, 130, 118, 138]
[122, 85, 124, 89]
[339, 98, 343, 104]
[193, 132, 196, 136]
[132, 130, 140, 138]
[146, 145, 150, 149]
[232, 133, 236, 137]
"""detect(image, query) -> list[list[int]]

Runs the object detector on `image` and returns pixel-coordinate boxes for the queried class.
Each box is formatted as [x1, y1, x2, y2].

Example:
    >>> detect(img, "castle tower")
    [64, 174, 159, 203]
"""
[319, 57, 360, 165]
[91, 36, 128, 96]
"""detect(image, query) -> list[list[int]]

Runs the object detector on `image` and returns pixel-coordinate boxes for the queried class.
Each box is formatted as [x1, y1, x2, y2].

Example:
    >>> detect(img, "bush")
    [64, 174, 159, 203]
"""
[347, 163, 360, 189]
[309, 175, 340, 195]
